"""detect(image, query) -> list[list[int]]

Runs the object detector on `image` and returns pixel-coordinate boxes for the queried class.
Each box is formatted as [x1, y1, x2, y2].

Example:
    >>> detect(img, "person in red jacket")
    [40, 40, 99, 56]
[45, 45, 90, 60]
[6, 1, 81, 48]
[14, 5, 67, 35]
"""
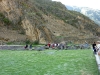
[48, 43, 51, 48]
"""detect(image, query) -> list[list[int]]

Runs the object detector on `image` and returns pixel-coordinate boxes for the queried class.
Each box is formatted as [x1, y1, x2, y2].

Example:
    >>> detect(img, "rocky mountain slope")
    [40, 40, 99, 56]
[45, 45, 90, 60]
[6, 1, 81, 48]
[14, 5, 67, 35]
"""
[66, 5, 100, 26]
[0, 0, 100, 44]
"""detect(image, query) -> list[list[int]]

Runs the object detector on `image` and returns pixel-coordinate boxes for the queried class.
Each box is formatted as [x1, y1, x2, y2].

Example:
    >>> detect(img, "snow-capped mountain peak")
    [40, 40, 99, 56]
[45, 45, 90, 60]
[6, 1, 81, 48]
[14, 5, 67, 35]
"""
[66, 5, 100, 26]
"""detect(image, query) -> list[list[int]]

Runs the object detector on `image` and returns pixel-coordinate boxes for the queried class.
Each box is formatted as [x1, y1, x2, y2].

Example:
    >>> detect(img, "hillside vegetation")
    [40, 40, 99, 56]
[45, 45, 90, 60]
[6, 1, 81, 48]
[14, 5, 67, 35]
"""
[66, 5, 100, 26]
[0, 0, 100, 44]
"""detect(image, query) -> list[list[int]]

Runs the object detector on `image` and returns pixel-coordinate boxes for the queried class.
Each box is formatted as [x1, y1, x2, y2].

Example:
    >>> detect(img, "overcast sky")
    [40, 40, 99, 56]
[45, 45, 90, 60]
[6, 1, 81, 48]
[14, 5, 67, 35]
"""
[52, 0, 100, 10]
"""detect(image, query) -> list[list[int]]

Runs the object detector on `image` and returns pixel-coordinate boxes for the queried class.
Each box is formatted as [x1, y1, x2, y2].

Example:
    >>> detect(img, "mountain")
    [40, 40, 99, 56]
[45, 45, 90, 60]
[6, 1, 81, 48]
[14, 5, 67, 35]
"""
[66, 5, 100, 26]
[0, 0, 100, 44]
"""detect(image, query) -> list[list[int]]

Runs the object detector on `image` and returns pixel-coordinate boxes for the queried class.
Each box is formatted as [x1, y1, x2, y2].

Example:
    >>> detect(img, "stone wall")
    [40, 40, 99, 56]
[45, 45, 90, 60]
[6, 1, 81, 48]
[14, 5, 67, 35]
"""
[0, 45, 25, 50]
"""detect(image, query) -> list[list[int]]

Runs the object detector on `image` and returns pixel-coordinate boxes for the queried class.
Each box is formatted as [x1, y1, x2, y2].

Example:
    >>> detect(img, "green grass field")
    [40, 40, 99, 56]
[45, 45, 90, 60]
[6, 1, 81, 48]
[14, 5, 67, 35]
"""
[0, 49, 99, 75]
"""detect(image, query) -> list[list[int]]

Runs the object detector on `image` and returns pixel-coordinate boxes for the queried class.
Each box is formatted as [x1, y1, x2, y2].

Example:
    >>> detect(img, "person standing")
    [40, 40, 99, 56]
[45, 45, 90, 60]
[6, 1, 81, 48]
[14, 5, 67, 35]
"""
[96, 41, 100, 54]
[92, 42, 97, 54]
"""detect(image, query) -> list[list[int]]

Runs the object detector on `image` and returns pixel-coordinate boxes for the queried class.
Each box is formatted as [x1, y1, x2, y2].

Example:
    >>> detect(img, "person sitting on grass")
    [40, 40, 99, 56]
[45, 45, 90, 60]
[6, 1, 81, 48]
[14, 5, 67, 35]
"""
[29, 44, 32, 50]
[47, 43, 51, 48]
[25, 44, 28, 49]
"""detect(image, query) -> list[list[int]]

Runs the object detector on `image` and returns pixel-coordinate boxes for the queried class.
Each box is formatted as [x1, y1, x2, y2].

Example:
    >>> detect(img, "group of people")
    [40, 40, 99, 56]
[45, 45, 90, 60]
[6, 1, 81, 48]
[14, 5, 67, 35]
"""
[24, 41, 100, 51]
[46, 42, 66, 49]
[24, 42, 66, 50]
[92, 41, 100, 55]
[24, 44, 32, 50]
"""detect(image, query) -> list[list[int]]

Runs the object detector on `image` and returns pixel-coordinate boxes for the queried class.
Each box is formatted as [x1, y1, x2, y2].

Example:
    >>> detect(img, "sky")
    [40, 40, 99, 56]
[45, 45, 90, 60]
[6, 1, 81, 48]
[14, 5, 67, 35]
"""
[52, 0, 100, 10]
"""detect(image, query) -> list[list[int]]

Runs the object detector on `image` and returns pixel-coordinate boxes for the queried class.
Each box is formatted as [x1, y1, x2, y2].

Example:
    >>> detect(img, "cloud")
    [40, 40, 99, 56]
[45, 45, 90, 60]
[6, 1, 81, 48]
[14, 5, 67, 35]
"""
[52, 0, 100, 10]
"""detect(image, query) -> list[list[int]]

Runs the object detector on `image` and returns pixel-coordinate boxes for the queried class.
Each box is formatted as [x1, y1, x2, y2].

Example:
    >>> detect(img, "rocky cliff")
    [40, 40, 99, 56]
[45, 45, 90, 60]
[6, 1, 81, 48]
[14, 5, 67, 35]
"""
[0, 0, 100, 44]
[0, 0, 53, 44]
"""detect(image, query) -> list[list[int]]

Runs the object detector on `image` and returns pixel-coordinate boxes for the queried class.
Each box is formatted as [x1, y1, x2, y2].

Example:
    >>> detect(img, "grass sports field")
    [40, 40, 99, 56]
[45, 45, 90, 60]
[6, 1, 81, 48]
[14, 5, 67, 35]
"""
[0, 49, 99, 75]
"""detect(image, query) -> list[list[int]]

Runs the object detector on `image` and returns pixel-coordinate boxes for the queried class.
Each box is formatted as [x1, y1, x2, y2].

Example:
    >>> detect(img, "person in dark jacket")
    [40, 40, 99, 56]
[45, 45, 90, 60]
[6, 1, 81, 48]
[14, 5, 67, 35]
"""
[92, 42, 97, 54]
[25, 44, 28, 49]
